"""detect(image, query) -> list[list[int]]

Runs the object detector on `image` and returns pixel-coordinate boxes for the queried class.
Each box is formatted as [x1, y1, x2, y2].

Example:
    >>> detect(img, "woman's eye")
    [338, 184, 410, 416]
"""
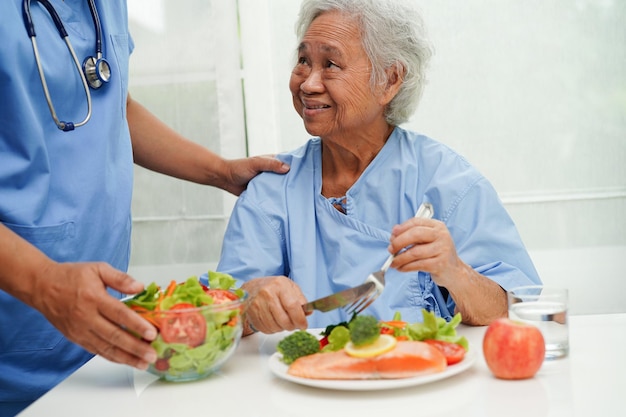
[297, 56, 308, 65]
[326, 60, 339, 68]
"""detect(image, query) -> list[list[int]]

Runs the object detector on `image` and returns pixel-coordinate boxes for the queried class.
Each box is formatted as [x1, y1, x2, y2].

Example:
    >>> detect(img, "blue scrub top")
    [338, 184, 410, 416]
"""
[217, 127, 541, 328]
[0, 0, 134, 406]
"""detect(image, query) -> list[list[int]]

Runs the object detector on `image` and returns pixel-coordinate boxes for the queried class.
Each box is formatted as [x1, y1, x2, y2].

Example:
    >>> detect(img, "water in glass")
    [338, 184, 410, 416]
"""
[507, 286, 569, 360]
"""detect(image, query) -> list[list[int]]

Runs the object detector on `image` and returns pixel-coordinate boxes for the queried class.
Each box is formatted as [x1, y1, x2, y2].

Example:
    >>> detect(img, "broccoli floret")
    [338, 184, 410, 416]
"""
[349, 315, 381, 346]
[277, 330, 321, 364]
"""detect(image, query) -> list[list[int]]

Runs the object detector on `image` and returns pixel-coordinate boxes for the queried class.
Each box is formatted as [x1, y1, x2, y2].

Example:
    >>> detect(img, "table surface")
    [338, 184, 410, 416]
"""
[20, 313, 626, 417]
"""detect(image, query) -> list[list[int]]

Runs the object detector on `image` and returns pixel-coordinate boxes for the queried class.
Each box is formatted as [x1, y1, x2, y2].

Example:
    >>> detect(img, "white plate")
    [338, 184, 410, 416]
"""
[268, 348, 477, 391]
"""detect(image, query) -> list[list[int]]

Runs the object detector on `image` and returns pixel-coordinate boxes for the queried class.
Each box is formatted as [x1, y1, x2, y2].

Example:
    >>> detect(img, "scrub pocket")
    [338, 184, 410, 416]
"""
[0, 221, 76, 352]
[3, 221, 76, 255]
[0, 301, 64, 352]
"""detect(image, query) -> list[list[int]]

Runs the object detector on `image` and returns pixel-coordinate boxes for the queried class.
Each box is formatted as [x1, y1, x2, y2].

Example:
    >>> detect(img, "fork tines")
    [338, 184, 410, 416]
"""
[343, 275, 384, 316]
[344, 291, 377, 316]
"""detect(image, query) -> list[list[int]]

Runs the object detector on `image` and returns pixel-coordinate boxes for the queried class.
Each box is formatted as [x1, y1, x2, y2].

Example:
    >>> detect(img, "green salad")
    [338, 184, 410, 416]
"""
[124, 272, 246, 381]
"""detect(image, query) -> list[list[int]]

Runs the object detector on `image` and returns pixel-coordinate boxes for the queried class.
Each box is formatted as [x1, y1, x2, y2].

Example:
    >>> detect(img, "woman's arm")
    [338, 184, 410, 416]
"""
[126, 94, 289, 195]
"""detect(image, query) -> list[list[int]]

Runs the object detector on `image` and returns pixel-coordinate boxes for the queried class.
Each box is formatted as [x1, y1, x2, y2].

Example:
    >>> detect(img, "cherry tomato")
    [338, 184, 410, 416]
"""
[160, 303, 206, 347]
[424, 339, 466, 365]
[205, 289, 239, 304]
[380, 327, 395, 336]
[380, 320, 407, 337]
[154, 358, 170, 371]
[319, 336, 329, 349]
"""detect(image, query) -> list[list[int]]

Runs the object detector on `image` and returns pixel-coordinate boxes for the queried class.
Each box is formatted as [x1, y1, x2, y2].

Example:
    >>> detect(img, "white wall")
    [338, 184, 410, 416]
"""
[528, 246, 625, 315]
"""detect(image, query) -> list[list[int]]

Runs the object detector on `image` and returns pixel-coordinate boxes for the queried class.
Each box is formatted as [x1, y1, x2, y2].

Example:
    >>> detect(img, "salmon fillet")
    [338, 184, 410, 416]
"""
[287, 341, 447, 380]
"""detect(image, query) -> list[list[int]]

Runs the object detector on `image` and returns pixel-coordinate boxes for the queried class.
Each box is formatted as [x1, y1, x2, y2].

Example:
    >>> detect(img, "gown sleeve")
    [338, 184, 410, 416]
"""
[435, 175, 541, 313]
[217, 181, 289, 286]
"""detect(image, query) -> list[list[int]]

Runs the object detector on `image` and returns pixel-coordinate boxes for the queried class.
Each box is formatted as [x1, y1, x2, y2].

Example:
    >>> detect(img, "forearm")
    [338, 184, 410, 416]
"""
[0, 224, 55, 306]
[443, 263, 508, 326]
[126, 94, 229, 187]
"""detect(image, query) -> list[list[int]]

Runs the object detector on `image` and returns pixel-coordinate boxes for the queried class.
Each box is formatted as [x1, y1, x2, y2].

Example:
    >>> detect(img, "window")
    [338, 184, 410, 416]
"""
[128, 0, 245, 276]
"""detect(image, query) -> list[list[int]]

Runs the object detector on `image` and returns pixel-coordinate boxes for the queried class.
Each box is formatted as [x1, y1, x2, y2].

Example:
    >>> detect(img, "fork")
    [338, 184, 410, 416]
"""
[344, 202, 434, 316]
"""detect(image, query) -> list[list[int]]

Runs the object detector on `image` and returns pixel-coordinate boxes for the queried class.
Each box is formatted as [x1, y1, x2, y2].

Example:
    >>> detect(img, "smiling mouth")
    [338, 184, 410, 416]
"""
[302, 100, 330, 110]
[305, 104, 330, 110]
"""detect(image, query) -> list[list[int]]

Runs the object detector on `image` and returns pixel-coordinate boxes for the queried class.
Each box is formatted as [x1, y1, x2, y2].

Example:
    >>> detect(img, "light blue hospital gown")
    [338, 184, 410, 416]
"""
[218, 127, 541, 328]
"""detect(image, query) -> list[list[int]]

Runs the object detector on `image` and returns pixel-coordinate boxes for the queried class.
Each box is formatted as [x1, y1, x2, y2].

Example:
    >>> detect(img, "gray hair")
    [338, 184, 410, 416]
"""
[294, 0, 433, 126]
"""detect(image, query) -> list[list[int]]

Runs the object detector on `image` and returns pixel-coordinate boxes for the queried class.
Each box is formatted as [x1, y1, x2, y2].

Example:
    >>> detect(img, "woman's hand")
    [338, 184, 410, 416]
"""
[388, 217, 507, 325]
[220, 156, 290, 196]
[388, 217, 465, 286]
[240, 276, 308, 335]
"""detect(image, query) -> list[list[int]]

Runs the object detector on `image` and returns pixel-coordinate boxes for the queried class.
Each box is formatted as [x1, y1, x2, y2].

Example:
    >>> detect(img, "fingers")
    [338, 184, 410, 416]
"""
[389, 217, 437, 252]
[75, 322, 156, 370]
[56, 293, 157, 369]
[99, 291, 157, 341]
[247, 297, 307, 334]
[252, 294, 307, 333]
[93, 317, 157, 368]
[389, 219, 460, 277]
[250, 155, 290, 174]
[223, 157, 290, 196]
[392, 245, 440, 272]
[75, 299, 158, 369]
[96, 264, 157, 342]
[94, 267, 158, 367]
[243, 277, 307, 334]
[99, 264, 145, 295]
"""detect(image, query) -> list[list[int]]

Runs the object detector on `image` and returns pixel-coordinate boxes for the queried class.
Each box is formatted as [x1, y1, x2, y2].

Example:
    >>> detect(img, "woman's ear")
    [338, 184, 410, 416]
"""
[379, 63, 404, 106]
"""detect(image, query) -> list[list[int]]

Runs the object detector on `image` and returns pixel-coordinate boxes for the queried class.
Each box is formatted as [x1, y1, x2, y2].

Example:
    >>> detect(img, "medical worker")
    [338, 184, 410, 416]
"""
[216, 0, 541, 335]
[0, 1, 288, 415]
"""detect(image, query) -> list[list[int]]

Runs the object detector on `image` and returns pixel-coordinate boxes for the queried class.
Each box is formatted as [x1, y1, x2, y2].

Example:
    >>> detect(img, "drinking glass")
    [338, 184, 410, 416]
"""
[507, 285, 569, 360]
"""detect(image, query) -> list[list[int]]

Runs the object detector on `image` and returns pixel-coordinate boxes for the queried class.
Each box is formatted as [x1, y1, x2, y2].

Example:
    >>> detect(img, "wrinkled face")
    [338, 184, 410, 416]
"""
[289, 11, 387, 139]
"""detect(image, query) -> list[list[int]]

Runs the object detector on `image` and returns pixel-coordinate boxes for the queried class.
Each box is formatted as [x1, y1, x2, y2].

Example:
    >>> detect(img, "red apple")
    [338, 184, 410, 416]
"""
[482, 318, 545, 380]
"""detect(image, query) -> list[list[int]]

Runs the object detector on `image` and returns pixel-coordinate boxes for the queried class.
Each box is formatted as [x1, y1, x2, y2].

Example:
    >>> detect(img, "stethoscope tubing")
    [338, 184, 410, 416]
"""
[22, 0, 63, 38]
[22, 0, 106, 131]
[86, 0, 103, 59]
[29, 33, 92, 131]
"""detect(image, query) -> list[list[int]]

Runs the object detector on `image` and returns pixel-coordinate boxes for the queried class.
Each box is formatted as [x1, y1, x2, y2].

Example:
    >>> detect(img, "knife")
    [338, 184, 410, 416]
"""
[302, 281, 376, 313]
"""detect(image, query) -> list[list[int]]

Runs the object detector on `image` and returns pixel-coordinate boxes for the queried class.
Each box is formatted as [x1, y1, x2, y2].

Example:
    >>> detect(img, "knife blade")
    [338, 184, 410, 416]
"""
[302, 281, 376, 313]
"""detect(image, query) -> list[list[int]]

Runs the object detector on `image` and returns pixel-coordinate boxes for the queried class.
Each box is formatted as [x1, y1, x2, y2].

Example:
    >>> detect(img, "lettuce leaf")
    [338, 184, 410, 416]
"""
[406, 310, 469, 350]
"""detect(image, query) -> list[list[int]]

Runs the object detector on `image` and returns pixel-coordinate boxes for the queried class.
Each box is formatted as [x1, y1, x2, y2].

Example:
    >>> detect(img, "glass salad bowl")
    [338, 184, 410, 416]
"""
[124, 275, 247, 382]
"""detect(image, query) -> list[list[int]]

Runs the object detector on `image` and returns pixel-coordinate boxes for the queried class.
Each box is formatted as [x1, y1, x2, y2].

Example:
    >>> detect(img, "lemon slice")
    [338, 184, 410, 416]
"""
[344, 334, 397, 358]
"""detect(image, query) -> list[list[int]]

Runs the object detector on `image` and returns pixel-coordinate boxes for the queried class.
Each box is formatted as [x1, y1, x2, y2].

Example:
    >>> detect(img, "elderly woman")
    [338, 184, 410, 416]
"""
[217, 0, 540, 334]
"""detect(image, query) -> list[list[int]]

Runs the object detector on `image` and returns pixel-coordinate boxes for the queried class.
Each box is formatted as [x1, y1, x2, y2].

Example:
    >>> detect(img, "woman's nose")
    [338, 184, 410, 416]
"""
[300, 68, 324, 94]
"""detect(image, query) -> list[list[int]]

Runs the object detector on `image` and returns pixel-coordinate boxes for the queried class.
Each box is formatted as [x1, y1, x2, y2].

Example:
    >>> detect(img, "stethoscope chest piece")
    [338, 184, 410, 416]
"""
[83, 55, 111, 89]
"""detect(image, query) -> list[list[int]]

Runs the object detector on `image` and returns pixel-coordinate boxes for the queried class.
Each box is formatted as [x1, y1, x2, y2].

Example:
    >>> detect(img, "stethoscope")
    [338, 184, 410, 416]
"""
[23, 0, 111, 131]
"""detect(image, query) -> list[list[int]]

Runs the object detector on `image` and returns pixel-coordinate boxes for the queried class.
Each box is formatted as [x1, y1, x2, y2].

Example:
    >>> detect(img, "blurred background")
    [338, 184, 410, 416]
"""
[126, 0, 625, 314]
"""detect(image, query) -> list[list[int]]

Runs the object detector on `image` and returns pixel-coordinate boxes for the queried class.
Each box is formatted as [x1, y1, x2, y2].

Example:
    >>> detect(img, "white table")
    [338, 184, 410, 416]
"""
[20, 314, 625, 417]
